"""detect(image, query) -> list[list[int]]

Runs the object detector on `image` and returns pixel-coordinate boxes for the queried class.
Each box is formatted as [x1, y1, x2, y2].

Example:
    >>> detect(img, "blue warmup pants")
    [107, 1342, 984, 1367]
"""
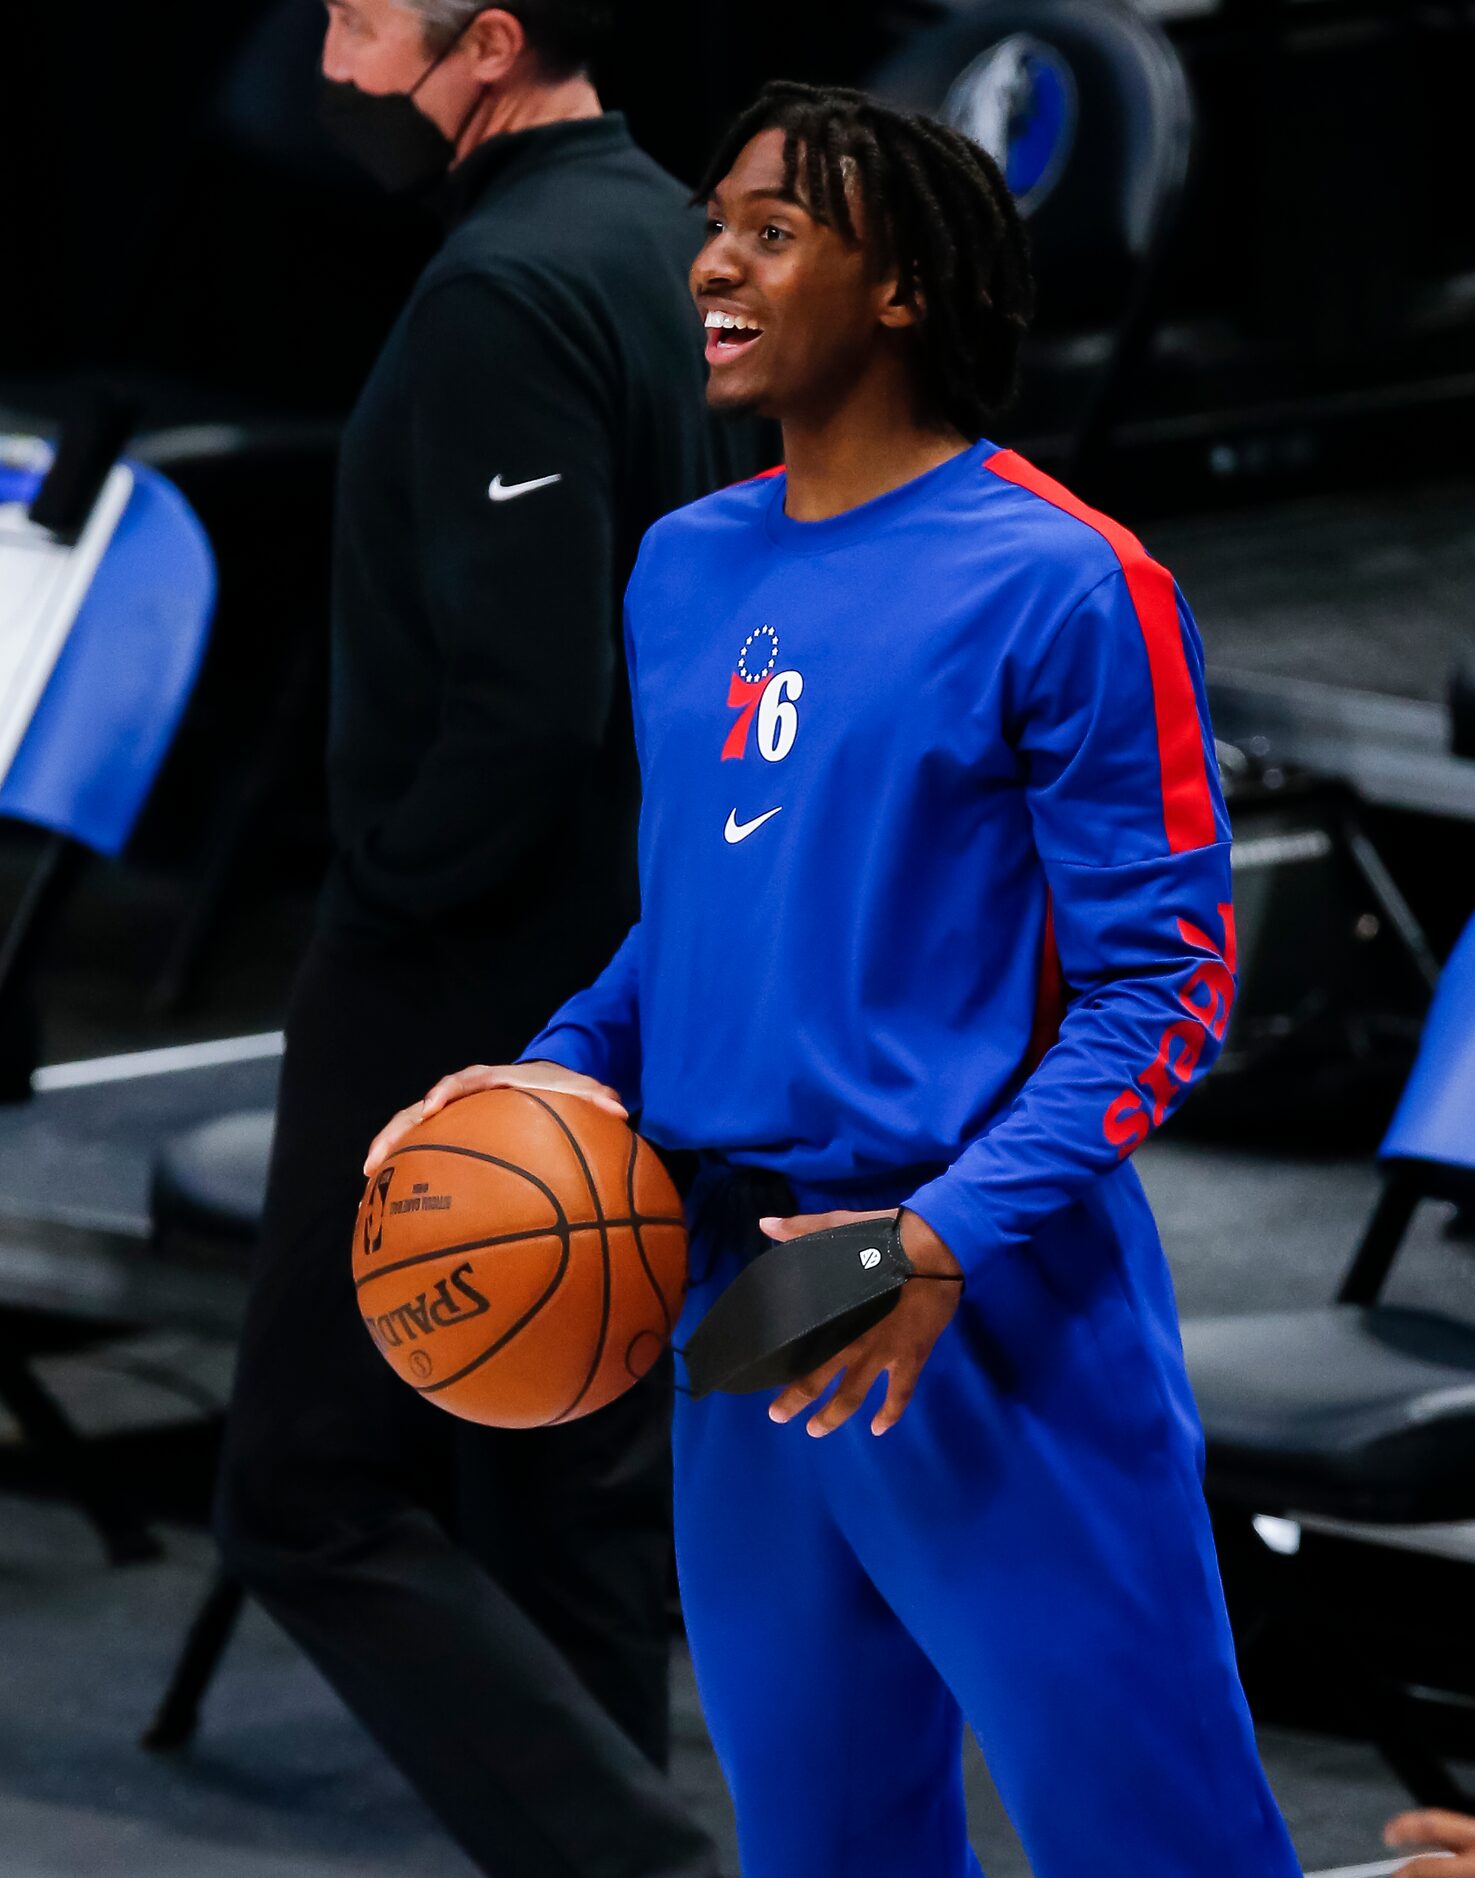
[672, 1161, 1301, 1878]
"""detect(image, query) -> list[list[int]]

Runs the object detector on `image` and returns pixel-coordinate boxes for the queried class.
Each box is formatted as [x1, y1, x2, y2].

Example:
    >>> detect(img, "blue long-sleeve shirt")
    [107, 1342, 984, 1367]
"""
[519, 439, 1236, 1278]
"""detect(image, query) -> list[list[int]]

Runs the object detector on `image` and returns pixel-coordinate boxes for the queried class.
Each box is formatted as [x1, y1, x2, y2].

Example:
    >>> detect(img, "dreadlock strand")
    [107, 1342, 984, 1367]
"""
[819, 110, 862, 242]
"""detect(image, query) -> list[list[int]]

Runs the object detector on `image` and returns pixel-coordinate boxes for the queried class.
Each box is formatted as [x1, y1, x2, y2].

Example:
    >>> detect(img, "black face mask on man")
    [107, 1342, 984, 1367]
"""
[319, 15, 485, 197]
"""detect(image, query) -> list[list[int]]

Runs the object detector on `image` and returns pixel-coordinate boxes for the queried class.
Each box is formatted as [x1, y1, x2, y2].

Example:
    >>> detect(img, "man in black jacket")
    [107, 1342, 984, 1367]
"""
[215, 5, 752, 1873]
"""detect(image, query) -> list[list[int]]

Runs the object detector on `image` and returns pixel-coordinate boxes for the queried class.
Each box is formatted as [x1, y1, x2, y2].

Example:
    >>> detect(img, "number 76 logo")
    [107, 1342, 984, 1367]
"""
[722, 629, 804, 763]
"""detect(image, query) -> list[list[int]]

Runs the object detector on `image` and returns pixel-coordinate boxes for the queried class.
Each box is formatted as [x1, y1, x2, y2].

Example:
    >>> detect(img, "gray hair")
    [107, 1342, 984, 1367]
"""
[391, 0, 611, 72]
[391, 0, 485, 44]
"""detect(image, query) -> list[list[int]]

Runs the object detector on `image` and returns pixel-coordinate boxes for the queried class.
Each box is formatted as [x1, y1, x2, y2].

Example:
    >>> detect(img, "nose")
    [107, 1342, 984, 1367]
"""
[691, 226, 745, 301]
[321, 15, 350, 82]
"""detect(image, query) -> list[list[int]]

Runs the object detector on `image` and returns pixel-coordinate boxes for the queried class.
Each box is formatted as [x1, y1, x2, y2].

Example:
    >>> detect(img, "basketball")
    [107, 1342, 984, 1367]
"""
[352, 1088, 688, 1428]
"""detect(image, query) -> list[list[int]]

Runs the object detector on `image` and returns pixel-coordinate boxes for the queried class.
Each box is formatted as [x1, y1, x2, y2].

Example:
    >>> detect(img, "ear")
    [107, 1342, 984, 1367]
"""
[875, 274, 923, 333]
[463, 7, 526, 83]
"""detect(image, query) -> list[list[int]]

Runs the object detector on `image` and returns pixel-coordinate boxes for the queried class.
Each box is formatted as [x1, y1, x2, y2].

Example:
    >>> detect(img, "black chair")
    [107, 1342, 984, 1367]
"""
[1184, 911, 1475, 1807]
[151, 1109, 275, 1254]
[141, 1106, 274, 1751]
[868, 0, 1194, 484]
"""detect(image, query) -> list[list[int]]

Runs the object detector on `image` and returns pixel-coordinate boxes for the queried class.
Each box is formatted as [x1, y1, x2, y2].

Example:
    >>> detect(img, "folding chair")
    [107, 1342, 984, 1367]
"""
[0, 430, 215, 1563]
[1184, 911, 1475, 1806]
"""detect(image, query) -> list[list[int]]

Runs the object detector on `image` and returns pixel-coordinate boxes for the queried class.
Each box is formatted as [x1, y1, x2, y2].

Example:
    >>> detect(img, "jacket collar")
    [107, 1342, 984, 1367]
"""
[437, 111, 633, 226]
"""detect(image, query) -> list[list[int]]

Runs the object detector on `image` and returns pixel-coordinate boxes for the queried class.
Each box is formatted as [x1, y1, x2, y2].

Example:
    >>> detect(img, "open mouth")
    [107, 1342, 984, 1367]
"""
[704, 310, 765, 363]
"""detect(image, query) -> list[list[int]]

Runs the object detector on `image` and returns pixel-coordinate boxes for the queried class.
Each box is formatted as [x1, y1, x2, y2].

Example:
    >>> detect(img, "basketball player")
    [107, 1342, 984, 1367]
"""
[367, 83, 1301, 1876]
[214, 6, 754, 1875]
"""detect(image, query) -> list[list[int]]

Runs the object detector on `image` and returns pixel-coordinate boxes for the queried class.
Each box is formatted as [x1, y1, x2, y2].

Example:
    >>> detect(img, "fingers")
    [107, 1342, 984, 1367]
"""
[364, 1063, 631, 1178]
[759, 1210, 837, 1241]
[758, 1208, 895, 1242]
[769, 1348, 849, 1425]
[803, 1356, 886, 1438]
[512, 1059, 628, 1119]
[519, 1066, 628, 1120]
[768, 1331, 887, 1440]
[870, 1361, 919, 1436]
[1387, 1810, 1475, 1851]
[420, 1065, 506, 1118]
[363, 1101, 425, 1177]
[420, 1064, 627, 1123]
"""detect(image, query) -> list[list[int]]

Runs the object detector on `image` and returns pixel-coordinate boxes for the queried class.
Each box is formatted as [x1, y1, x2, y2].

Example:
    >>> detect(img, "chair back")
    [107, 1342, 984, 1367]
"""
[870, 0, 1193, 333]
[1380, 913, 1475, 1195]
[0, 457, 215, 857]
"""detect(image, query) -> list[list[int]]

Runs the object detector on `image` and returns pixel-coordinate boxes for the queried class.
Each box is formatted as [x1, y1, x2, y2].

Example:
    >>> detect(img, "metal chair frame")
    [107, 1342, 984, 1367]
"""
[1201, 1150, 1475, 1808]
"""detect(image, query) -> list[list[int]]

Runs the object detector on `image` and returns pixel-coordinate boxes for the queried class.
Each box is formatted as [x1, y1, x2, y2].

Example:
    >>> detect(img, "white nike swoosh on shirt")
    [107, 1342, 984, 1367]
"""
[488, 472, 563, 503]
[724, 806, 783, 844]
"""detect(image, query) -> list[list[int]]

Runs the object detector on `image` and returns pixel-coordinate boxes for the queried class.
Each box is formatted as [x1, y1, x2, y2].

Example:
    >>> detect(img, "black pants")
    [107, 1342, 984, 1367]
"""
[216, 935, 716, 1878]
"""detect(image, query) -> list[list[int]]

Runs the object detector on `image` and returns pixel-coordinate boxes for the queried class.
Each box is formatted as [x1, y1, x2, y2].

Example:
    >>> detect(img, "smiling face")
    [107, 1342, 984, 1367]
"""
[690, 128, 915, 423]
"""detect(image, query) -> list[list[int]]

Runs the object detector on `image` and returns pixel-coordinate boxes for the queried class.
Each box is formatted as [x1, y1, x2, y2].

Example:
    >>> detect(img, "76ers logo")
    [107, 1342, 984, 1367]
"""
[722, 626, 804, 762]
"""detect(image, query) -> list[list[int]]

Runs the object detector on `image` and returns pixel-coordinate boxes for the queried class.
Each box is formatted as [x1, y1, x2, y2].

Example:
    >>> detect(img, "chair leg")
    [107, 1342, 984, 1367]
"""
[1337, 1173, 1420, 1306]
[141, 1570, 247, 1752]
[0, 1325, 161, 1566]
[149, 634, 324, 1015]
[1322, 1636, 1475, 1813]
[1363, 1672, 1475, 1813]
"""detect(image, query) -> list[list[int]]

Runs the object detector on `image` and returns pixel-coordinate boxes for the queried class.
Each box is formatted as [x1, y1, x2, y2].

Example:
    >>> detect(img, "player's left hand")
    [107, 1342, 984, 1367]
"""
[1384, 1807, 1475, 1873]
[758, 1207, 963, 1438]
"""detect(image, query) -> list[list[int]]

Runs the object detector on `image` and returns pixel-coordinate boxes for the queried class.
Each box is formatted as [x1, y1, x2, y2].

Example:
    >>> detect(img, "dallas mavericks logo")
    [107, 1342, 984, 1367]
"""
[942, 34, 1077, 216]
[722, 626, 803, 763]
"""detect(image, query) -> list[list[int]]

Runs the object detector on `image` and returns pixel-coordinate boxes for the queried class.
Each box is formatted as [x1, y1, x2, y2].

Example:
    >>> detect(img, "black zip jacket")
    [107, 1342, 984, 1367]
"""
[321, 113, 761, 1024]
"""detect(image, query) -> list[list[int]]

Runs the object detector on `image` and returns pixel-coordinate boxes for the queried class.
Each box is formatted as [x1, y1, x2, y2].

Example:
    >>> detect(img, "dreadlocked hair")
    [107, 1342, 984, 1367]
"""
[694, 81, 1036, 437]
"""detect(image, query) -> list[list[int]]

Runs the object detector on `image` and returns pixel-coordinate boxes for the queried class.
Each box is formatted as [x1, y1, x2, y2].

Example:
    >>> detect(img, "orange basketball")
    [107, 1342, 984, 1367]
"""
[352, 1087, 688, 1428]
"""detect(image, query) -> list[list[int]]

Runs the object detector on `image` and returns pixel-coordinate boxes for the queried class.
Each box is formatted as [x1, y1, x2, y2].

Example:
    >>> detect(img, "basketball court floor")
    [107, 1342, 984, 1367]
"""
[0, 1031, 1470, 1876]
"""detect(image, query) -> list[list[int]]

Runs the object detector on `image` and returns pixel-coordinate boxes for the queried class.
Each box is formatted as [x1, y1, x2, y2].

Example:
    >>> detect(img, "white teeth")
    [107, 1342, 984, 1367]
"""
[704, 311, 763, 333]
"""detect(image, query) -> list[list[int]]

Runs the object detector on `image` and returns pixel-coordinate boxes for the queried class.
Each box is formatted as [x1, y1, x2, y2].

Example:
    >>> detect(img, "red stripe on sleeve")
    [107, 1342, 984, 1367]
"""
[983, 449, 1219, 854]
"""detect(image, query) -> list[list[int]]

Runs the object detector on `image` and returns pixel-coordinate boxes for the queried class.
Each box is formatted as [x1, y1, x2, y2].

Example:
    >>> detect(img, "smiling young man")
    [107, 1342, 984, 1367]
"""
[210, 6, 758, 1877]
[367, 80, 1301, 1877]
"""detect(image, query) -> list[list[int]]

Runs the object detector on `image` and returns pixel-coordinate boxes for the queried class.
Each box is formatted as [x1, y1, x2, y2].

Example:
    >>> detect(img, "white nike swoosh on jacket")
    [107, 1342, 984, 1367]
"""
[488, 472, 563, 503]
[724, 806, 783, 844]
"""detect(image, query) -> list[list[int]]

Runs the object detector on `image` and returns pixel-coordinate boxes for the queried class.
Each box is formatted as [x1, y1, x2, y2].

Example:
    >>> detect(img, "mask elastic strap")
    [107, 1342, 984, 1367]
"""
[408, 11, 490, 152]
[408, 12, 477, 98]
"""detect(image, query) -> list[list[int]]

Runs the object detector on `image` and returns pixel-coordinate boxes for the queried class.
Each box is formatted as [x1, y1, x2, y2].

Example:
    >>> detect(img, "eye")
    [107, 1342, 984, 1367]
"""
[704, 216, 725, 236]
[760, 224, 792, 244]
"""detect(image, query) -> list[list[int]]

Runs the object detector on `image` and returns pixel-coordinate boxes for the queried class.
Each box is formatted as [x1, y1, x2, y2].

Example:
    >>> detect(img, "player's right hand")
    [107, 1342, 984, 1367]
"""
[362, 1061, 628, 1177]
[1385, 1808, 1475, 1874]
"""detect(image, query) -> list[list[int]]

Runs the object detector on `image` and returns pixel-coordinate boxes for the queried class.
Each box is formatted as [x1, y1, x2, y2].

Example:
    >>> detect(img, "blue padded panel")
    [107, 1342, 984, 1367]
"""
[0, 458, 215, 856]
[1381, 914, 1475, 1175]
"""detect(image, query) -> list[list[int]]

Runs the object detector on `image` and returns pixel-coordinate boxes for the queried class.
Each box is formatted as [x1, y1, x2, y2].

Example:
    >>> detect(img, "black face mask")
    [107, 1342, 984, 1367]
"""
[319, 23, 483, 198]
